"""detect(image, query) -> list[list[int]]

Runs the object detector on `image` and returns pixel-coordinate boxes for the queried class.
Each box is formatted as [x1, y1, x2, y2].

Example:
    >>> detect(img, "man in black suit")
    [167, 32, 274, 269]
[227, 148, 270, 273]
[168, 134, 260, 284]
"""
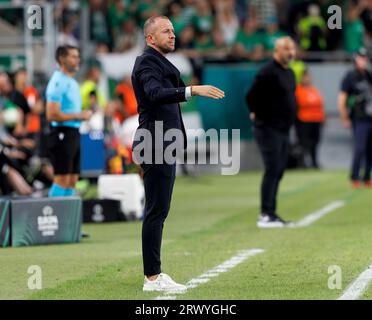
[131, 15, 224, 293]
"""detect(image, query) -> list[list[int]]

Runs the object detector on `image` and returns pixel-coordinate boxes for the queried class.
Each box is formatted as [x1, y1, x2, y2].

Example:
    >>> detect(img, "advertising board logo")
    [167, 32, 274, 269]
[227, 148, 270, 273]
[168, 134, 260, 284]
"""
[37, 205, 59, 236]
[92, 204, 105, 222]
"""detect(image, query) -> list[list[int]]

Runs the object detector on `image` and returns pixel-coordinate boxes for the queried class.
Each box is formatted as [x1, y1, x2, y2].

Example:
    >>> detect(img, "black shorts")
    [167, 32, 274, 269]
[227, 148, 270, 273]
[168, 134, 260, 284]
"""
[48, 126, 80, 175]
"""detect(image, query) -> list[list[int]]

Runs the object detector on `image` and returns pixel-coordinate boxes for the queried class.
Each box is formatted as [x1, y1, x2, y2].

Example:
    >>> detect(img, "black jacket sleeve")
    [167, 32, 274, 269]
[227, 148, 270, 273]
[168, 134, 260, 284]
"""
[135, 57, 186, 104]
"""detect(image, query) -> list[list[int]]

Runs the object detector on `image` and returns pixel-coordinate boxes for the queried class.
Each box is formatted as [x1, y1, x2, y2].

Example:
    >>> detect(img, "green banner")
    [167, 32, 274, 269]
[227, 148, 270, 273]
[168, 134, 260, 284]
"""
[198, 64, 260, 141]
[0, 199, 10, 247]
[10, 197, 82, 247]
[0, 55, 26, 73]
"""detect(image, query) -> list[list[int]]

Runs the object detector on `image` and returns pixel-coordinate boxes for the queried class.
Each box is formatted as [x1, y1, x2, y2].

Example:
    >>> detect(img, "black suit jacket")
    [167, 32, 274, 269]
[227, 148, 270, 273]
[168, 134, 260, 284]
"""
[131, 46, 187, 153]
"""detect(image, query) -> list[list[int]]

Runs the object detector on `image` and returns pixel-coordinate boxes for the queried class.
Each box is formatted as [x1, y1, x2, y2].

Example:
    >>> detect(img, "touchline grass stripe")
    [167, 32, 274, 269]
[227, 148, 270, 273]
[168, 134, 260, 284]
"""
[338, 264, 372, 300]
[291, 200, 346, 228]
[155, 249, 265, 300]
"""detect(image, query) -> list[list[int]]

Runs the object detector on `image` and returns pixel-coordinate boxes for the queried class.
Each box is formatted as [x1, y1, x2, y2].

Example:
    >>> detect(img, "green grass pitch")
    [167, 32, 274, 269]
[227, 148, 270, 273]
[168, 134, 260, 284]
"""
[1, 170, 372, 300]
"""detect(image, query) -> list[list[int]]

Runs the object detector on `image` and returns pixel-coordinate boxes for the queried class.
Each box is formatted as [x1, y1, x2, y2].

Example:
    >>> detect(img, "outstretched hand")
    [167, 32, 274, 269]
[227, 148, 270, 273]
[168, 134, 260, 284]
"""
[192, 85, 225, 99]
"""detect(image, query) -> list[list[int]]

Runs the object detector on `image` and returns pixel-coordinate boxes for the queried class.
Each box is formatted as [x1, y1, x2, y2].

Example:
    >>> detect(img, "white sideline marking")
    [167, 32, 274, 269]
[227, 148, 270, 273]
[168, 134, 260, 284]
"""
[155, 248, 264, 300]
[338, 265, 372, 300]
[292, 200, 346, 228]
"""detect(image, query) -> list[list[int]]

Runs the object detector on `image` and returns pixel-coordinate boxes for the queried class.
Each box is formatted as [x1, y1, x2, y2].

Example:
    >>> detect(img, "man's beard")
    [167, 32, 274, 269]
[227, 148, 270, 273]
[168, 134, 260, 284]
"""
[159, 44, 174, 54]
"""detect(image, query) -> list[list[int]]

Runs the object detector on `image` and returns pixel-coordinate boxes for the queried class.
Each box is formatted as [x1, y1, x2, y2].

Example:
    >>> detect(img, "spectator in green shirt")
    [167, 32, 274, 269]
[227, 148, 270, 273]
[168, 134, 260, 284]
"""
[191, 0, 214, 34]
[136, 0, 169, 28]
[168, 1, 188, 38]
[181, 0, 196, 25]
[90, 0, 111, 48]
[194, 28, 230, 60]
[113, 18, 142, 52]
[194, 30, 214, 53]
[344, 0, 366, 53]
[233, 18, 265, 61]
[108, 0, 131, 39]
[262, 17, 286, 52]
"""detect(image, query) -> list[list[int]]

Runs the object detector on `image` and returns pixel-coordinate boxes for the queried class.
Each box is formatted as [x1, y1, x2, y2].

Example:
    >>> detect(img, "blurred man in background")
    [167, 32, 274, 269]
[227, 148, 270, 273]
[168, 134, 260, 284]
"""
[0, 72, 46, 196]
[246, 37, 297, 228]
[46, 45, 92, 197]
[338, 47, 372, 188]
[81, 63, 107, 112]
[115, 75, 138, 123]
[14, 68, 43, 140]
[297, 4, 327, 52]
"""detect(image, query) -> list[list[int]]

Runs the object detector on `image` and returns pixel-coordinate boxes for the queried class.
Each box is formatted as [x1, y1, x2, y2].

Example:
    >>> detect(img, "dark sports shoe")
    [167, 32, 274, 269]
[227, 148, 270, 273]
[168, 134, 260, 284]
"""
[364, 180, 372, 189]
[257, 213, 291, 228]
[81, 231, 90, 238]
[352, 180, 362, 189]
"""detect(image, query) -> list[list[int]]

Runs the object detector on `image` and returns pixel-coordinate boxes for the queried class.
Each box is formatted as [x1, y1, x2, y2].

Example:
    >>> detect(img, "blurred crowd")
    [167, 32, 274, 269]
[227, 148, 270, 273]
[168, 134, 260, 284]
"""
[0, 63, 138, 196]
[48, 0, 372, 59]
[0, 69, 53, 196]
[1, 0, 372, 196]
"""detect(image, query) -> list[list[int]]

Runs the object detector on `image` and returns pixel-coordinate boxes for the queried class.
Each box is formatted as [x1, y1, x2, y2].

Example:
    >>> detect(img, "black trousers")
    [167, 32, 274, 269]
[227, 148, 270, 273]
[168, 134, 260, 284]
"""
[254, 126, 289, 215]
[295, 121, 322, 168]
[141, 162, 176, 276]
[351, 119, 372, 181]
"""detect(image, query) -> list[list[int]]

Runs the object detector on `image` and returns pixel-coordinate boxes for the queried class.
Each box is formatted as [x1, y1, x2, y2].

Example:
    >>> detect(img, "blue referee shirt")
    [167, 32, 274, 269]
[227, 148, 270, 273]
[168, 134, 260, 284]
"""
[46, 70, 82, 129]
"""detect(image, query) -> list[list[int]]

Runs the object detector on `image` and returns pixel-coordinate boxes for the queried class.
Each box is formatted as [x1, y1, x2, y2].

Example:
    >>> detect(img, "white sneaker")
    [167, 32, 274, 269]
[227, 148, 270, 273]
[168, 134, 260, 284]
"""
[143, 273, 187, 293]
[257, 213, 290, 228]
